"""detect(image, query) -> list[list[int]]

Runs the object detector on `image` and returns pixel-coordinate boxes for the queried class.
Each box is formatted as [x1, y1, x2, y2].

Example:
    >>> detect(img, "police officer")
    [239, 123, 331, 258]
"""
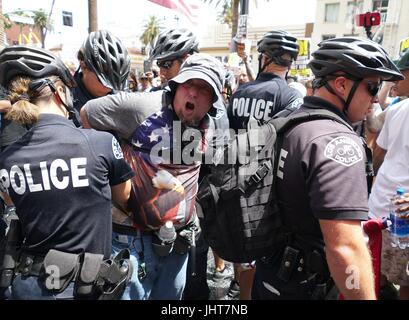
[73, 30, 131, 115]
[150, 28, 199, 90]
[228, 30, 303, 131]
[0, 46, 134, 300]
[252, 37, 404, 300]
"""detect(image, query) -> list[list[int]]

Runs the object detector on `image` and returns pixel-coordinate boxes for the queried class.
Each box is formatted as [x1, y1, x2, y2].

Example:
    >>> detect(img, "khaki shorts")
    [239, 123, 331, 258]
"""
[381, 230, 409, 286]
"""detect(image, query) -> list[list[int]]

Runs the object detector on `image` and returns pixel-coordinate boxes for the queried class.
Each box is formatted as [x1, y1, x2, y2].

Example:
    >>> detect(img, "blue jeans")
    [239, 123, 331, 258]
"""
[11, 275, 74, 300]
[112, 232, 188, 300]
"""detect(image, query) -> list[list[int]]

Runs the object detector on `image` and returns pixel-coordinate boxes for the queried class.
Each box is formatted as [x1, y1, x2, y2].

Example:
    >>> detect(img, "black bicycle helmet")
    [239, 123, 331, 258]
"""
[81, 30, 131, 91]
[0, 45, 75, 88]
[257, 30, 299, 61]
[309, 37, 404, 81]
[150, 28, 199, 62]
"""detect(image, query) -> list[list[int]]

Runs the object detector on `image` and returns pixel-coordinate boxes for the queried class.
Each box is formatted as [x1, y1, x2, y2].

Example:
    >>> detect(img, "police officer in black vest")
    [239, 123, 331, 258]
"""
[72, 30, 131, 123]
[227, 30, 303, 131]
[0, 46, 134, 300]
[252, 37, 404, 300]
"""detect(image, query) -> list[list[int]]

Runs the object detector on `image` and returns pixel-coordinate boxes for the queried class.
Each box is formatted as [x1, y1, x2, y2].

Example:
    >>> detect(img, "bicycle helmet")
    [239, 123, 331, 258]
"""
[168, 53, 225, 103]
[150, 28, 199, 62]
[81, 30, 130, 91]
[257, 30, 299, 61]
[0, 45, 75, 88]
[309, 37, 404, 81]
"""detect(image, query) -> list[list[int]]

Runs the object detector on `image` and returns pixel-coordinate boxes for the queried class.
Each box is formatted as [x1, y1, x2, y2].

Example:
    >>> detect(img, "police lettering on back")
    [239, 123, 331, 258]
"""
[231, 97, 274, 122]
[0, 157, 89, 195]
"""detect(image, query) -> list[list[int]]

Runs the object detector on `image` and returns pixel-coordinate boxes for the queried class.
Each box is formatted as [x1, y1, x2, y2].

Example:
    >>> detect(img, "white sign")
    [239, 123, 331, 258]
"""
[237, 14, 248, 39]
[8, 14, 34, 25]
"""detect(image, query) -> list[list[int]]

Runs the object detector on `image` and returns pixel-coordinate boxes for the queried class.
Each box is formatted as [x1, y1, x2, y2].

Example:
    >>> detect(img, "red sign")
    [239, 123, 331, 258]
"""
[356, 12, 381, 27]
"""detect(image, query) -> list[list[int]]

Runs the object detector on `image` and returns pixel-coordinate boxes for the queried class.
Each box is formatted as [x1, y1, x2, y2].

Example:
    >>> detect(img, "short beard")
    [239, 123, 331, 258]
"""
[182, 117, 201, 128]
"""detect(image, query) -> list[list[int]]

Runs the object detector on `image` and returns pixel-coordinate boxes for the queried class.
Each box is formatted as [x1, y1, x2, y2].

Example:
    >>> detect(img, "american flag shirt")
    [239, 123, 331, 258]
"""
[84, 90, 212, 230]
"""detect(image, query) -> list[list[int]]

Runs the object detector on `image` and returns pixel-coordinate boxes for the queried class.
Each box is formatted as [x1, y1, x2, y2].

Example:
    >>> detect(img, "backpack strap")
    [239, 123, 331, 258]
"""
[237, 122, 276, 193]
[242, 109, 352, 193]
[272, 108, 353, 134]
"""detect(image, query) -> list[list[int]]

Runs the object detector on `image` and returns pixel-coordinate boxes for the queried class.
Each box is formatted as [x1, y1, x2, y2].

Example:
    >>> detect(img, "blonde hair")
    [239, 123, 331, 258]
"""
[6, 76, 63, 125]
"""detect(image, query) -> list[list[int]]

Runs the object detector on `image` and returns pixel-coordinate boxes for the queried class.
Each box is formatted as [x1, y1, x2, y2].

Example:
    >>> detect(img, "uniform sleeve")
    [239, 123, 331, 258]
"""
[302, 133, 369, 221]
[283, 87, 303, 113]
[93, 132, 135, 186]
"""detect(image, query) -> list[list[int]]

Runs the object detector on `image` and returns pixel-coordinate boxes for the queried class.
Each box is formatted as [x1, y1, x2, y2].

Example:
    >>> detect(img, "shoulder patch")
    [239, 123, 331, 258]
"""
[324, 136, 363, 167]
[288, 98, 303, 111]
[112, 137, 124, 159]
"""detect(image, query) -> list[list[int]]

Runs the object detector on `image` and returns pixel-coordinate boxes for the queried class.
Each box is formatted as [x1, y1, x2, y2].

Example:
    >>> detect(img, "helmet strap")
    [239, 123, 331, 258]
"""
[257, 54, 292, 78]
[52, 85, 81, 126]
[324, 79, 361, 117]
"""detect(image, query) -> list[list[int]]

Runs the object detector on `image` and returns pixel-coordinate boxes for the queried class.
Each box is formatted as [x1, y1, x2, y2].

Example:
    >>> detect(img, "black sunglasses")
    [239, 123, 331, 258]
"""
[363, 80, 382, 97]
[157, 59, 178, 70]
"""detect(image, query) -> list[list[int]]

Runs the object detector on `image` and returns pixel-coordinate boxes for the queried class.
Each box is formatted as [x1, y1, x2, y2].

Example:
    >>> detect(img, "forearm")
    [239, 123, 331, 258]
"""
[366, 104, 386, 133]
[111, 180, 132, 212]
[326, 239, 376, 300]
[244, 59, 256, 82]
[0, 100, 11, 113]
[377, 82, 394, 109]
[1, 192, 14, 206]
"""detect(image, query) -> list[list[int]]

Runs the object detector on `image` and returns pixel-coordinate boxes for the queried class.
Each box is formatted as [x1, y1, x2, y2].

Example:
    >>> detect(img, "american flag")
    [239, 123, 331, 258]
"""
[123, 105, 209, 230]
[148, 0, 200, 25]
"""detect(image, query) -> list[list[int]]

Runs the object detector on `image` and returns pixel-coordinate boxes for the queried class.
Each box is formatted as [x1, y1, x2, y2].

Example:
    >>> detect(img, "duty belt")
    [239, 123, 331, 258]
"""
[16, 252, 46, 277]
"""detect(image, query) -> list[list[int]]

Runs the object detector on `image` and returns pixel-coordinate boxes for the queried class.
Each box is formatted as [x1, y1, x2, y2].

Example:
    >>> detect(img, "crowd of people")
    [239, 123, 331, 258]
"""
[0, 25, 408, 301]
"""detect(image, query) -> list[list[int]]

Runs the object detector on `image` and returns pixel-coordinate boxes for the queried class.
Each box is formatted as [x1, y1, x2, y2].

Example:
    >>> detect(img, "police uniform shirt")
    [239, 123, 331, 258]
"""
[0, 114, 134, 258]
[72, 71, 98, 114]
[227, 73, 303, 131]
[276, 96, 369, 242]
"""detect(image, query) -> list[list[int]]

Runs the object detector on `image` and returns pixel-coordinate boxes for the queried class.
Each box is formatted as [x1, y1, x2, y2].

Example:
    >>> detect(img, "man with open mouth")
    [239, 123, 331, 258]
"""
[80, 53, 225, 300]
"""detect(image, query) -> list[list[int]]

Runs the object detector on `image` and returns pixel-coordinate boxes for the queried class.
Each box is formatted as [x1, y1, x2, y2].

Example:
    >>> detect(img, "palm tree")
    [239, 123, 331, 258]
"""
[203, 0, 270, 38]
[33, 9, 50, 48]
[88, 0, 98, 33]
[139, 15, 163, 53]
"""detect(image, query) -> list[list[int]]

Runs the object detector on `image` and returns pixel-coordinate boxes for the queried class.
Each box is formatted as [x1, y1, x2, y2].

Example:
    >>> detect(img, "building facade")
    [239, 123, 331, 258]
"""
[200, 23, 312, 75]
[312, 0, 409, 58]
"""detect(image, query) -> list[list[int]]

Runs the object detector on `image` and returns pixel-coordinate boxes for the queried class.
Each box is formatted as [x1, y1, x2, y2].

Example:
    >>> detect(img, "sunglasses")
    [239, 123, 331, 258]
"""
[363, 80, 382, 97]
[157, 59, 178, 70]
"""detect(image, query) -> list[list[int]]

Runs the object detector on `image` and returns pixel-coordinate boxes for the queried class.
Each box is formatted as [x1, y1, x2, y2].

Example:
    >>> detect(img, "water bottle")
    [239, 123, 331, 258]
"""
[152, 221, 177, 257]
[158, 221, 177, 244]
[389, 188, 409, 249]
